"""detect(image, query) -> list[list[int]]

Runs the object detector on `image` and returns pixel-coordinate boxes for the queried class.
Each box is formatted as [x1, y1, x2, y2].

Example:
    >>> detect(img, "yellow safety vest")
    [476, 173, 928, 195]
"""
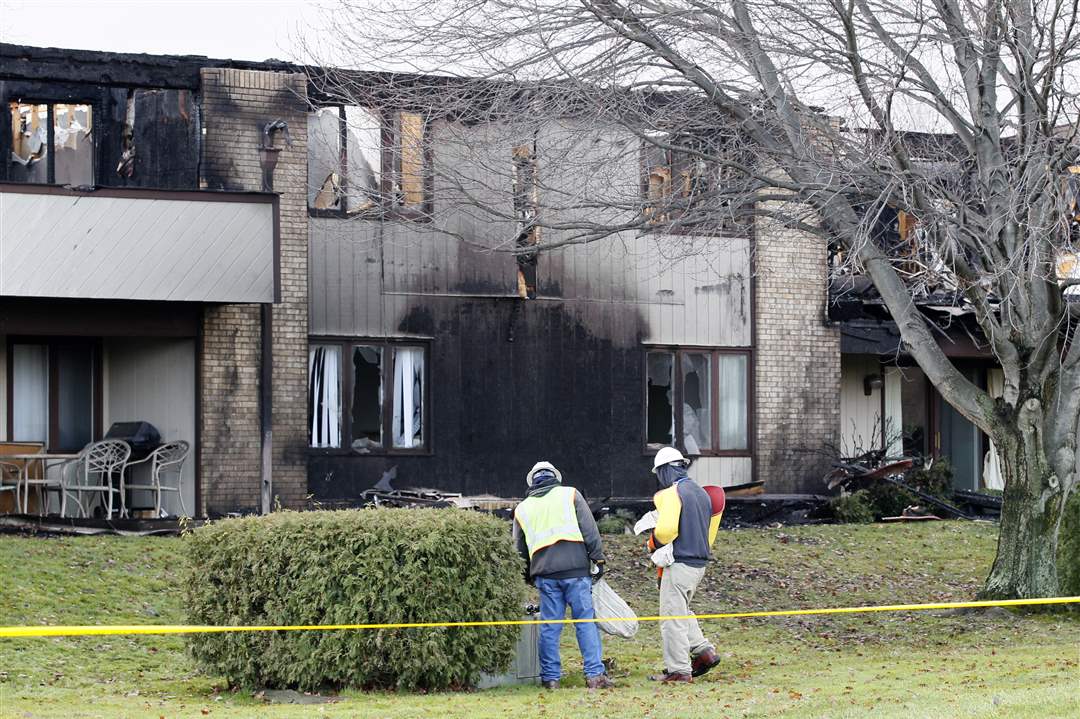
[514, 485, 584, 558]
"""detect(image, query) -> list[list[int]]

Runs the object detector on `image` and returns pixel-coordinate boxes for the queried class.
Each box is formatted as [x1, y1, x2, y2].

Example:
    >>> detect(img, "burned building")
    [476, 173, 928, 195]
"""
[0, 44, 843, 517]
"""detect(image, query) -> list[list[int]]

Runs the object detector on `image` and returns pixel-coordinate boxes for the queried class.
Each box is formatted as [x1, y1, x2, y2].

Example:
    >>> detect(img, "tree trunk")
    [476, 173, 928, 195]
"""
[980, 399, 1071, 599]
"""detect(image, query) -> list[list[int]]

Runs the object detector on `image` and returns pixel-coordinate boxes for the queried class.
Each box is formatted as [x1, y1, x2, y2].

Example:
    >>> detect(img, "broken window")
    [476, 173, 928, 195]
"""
[308, 339, 428, 451]
[641, 134, 730, 226]
[646, 352, 675, 446]
[345, 105, 382, 212]
[307, 105, 429, 215]
[682, 353, 712, 453]
[645, 348, 749, 455]
[9, 101, 94, 185]
[351, 346, 383, 450]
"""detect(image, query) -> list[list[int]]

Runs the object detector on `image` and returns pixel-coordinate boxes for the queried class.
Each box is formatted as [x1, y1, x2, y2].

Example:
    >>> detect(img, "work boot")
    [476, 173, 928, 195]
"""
[691, 648, 721, 678]
[648, 671, 693, 683]
[585, 674, 615, 690]
[541, 679, 560, 690]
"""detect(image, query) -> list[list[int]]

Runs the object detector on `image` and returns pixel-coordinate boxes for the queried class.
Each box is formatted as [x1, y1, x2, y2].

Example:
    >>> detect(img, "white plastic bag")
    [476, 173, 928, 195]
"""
[650, 542, 675, 568]
[592, 578, 639, 638]
[633, 510, 658, 536]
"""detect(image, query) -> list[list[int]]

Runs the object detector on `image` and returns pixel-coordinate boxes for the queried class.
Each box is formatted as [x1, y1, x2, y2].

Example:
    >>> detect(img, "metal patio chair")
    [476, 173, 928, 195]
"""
[0, 460, 20, 512]
[121, 441, 190, 518]
[60, 440, 131, 519]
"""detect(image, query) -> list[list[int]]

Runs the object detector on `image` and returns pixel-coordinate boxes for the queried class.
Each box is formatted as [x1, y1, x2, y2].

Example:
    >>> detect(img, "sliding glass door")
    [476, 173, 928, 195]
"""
[9, 340, 99, 451]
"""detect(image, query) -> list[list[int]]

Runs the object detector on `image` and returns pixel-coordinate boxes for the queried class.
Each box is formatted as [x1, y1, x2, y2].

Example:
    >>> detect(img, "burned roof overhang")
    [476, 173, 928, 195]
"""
[0, 42, 303, 89]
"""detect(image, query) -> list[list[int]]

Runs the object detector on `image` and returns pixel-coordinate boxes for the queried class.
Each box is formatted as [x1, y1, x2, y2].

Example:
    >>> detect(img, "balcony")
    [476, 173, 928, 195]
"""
[0, 184, 278, 303]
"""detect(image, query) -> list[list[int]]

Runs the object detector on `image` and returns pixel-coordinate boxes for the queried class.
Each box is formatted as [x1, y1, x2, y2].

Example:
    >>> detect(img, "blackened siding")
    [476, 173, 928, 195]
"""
[309, 297, 654, 500]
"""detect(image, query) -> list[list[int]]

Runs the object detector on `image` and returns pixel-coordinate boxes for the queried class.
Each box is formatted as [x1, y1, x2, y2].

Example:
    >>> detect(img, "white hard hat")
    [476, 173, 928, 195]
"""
[652, 446, 687, 473]
[526, 461, 563, 487]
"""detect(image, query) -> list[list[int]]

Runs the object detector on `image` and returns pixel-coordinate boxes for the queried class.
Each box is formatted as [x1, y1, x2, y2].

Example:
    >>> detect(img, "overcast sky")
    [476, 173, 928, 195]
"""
[0, 0, 324, 62]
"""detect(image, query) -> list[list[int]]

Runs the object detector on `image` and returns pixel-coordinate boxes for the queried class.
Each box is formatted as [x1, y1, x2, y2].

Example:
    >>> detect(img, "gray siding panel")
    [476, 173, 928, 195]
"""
[105, 337, 197, 516]
[0, 191, 275, 303]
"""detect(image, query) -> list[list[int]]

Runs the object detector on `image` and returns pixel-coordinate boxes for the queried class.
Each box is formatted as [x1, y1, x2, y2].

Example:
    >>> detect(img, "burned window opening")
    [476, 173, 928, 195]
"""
[513, 142, 539, 299]
[647, 351, 674, 446]
[307, 105, 429, 216]
[308, 339, 428, 452]
[116, 91, 136, 178]
[351, 346, 383, 450]
[646, 348, 750, 456]
[9, 101, 94, 186]
[641, 133, 741, 229]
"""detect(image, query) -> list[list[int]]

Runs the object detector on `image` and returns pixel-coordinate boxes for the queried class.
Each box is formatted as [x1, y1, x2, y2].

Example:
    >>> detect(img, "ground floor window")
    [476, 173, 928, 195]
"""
[7, 339, 100, 452]
[308, 339, 428, 452]
[645, 347, 749, 456]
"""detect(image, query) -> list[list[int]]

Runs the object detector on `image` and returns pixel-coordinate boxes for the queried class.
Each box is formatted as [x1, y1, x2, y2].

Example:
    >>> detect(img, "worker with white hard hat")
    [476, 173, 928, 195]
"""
[646, 447, 725, 683]
[512, 461, 614, 691]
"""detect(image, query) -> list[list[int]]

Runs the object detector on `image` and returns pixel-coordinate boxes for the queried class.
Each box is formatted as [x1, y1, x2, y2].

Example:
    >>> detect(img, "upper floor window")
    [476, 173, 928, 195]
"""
[646, 347, 749, 456]
[307, 105, 430, 217]
[9, 102, 94, 186]
[308, 339, 428, 452]
[641, 134, 743, 231]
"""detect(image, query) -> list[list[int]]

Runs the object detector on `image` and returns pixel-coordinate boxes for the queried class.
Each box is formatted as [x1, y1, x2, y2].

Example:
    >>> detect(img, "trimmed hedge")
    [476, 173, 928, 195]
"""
[184, 509, 527, 691]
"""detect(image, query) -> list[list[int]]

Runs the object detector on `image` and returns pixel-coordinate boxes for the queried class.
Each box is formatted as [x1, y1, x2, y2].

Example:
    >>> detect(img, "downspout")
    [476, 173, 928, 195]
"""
[260, 304, 273, 515]
[257, 119, 291, 515]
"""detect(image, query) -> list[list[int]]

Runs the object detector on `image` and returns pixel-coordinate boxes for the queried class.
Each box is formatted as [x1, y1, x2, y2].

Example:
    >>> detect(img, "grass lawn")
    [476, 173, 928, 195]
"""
[1, 521, 1077, 718]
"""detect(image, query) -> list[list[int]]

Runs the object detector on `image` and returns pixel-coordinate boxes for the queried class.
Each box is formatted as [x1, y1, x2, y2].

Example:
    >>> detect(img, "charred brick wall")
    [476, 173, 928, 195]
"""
[754, 218, 841, 493]
[198, 68, 309, 514]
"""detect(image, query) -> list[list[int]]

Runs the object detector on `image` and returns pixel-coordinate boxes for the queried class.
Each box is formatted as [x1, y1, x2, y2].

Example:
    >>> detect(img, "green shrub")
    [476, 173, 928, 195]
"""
[184, 508, 527, 692]
[596, 509, 635, 535]
[830, 490, 876, 524]
[1060, 491, 1080, 596]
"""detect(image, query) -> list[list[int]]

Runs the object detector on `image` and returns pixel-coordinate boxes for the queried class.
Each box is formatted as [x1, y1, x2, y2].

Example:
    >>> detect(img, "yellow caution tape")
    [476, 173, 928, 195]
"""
[1, 596, 1078, 638]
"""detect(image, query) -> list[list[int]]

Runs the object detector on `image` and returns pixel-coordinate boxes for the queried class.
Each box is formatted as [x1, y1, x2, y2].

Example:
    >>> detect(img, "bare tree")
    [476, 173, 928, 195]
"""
[305, 0, 1080, 598]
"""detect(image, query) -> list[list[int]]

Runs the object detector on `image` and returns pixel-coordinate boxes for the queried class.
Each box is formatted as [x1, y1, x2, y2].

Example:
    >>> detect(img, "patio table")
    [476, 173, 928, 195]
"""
[8, 453, 80, 516]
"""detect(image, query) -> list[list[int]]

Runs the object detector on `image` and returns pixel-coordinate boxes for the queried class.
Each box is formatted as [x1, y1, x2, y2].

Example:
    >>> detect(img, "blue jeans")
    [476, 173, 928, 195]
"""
[535, 576, 604, 681]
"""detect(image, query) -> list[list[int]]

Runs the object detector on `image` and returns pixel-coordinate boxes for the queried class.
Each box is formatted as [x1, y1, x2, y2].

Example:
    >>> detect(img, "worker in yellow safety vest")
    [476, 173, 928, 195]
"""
[513, 461, 614, 691]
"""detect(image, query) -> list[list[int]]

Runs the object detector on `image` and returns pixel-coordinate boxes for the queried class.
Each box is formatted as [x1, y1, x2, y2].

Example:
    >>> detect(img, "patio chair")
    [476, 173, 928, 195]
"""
[0, 460, 20, 513]
[60, 440, 131, 519]
[121, 441, 191, 518]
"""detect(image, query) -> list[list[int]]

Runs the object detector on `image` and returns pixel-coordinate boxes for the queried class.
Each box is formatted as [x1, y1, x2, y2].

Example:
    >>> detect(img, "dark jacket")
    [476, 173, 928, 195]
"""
[512, 479, 605, 579]
[652, 465, 712, 568]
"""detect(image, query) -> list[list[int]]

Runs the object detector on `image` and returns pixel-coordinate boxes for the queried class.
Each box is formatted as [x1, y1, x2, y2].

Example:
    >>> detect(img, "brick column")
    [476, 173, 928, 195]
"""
[199, 68, 309, 513]
[754, 215, 841, 493]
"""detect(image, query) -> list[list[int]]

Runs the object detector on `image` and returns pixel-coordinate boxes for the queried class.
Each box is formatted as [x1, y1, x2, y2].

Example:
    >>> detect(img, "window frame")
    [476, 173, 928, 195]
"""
[5, 336, 104, 452]
[6, 98, 97, 186]
[306, 104, 434, 220]
[307, 336, 432, 455]
[642, 345, 753, 458]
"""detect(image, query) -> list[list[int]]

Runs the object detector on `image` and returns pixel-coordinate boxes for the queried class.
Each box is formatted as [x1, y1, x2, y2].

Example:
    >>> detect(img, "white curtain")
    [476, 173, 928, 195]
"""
[308, 345, 341, 448]
[392, 347, 424, 448]
[13, 344, 48, 442]
[983, 369, 1005, 490]
[717, 354, 747, 450]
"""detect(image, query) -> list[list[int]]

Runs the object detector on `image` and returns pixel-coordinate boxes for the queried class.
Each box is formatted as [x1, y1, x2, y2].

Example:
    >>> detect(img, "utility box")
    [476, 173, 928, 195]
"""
[477, 610, 540, 688]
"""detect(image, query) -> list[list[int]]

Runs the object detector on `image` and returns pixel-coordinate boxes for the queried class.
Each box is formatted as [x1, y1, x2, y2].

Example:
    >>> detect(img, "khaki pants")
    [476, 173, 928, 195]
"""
[659, 562, 713, 675]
